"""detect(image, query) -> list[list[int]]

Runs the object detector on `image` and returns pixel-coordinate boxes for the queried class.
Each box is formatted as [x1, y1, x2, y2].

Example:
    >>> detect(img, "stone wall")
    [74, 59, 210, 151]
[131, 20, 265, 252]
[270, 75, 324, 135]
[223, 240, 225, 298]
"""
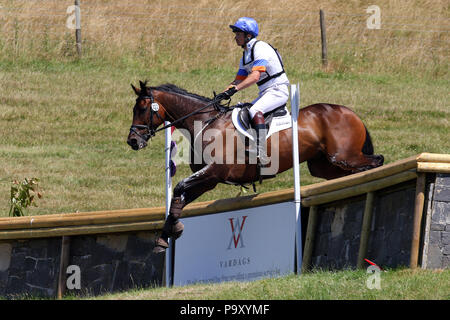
[310, 182, 417, 270]
[422, 173, 450, 269]
[0, 230, 164, 298]
[0, 238, 61, 298]
[69, 231, 164, 296]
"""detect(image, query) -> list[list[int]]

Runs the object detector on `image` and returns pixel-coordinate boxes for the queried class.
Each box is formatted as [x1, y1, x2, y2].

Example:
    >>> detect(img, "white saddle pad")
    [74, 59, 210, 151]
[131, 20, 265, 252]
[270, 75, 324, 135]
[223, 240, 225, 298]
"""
[231, 107, 292, 142]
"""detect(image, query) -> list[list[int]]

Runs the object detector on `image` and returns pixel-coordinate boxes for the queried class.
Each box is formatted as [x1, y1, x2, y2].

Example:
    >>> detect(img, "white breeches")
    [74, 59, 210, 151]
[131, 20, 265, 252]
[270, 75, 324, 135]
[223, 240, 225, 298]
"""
[249, 84, 289, 119]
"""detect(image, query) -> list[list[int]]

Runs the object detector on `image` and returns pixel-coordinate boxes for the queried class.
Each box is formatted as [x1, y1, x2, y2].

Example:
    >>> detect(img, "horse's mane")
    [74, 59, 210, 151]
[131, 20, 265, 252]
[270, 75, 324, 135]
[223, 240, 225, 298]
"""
[149, 83, 213, 103]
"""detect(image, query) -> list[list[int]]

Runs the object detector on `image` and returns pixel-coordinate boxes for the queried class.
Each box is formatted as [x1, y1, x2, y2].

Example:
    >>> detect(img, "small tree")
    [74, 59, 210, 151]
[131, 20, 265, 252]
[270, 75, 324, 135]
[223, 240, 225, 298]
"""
[9, 178, 42, 217]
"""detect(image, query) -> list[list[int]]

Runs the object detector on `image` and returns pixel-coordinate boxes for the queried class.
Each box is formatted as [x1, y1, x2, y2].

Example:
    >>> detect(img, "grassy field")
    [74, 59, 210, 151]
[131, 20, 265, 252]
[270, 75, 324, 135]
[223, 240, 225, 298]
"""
[76, 268, 449, 300]
[0, 57, 448, 216]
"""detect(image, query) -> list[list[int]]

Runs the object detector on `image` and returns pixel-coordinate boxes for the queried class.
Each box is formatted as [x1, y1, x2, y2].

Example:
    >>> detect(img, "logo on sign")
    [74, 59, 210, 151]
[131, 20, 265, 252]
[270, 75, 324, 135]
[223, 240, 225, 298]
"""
[227, 216, 247, 249]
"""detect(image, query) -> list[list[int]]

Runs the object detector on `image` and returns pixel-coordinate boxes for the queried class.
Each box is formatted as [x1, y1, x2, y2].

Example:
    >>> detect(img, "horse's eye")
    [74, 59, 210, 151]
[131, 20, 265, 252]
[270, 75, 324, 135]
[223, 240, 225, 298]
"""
[137, 102, 148, 111]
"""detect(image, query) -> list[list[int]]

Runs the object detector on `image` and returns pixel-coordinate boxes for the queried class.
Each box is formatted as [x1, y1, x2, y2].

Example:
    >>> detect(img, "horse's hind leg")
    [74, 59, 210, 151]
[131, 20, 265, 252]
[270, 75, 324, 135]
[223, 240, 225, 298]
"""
[326, 150, 383, 174]
[154, 164, 220, 253]
[307, 153, 352, 180]
[321, 123, 383, 175]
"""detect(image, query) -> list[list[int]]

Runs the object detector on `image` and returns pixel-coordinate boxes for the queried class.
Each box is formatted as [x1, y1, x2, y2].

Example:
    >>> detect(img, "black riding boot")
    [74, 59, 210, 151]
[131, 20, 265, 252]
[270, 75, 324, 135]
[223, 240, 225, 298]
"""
[251, 112, 270, 167]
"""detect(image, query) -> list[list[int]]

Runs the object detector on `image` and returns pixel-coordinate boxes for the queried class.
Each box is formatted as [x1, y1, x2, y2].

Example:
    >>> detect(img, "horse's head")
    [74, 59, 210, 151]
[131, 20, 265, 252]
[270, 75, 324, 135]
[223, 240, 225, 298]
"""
[127, 81, 166, 151]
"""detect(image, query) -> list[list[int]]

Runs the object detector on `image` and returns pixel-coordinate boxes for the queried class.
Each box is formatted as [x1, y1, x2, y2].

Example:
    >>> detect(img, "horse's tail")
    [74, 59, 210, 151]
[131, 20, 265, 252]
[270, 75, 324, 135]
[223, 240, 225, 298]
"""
[362, 125, 374, 155]
[362, 125, 384, 167]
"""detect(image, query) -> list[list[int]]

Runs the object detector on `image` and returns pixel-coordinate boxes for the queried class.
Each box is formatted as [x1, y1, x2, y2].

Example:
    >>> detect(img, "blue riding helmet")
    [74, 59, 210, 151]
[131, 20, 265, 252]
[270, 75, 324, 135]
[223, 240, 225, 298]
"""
[229, 17, 259, 38]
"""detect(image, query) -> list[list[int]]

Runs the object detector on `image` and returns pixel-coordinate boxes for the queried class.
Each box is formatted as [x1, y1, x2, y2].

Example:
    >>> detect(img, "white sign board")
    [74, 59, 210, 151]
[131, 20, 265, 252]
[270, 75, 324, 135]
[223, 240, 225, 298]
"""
[173, 202, 296, 286]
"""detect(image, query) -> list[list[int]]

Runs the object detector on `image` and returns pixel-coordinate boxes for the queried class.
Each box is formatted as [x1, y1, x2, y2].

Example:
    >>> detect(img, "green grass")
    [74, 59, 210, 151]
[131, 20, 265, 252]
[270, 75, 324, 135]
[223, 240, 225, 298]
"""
[83, 268, 449, 300]
[2, 268, 447, 300]
[0, 54, 448, 217]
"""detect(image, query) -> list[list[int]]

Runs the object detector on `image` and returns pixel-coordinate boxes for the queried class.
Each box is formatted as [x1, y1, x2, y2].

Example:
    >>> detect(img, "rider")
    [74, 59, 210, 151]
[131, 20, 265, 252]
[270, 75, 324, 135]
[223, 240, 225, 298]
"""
[218, 17, 290, 166]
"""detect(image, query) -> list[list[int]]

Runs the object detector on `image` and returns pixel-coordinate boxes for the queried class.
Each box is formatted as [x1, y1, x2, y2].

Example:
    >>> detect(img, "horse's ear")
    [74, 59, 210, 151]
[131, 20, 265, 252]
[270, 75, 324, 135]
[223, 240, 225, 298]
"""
[139, 80, 147, 91]
[131, 83, 140, 96]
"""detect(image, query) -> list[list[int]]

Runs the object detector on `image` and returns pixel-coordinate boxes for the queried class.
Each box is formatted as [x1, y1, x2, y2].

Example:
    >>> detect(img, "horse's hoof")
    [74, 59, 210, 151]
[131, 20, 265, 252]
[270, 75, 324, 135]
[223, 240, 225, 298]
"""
[153, 237, 168, 253]
[152, 245, 166, 254]
[171, 221, 184, 239]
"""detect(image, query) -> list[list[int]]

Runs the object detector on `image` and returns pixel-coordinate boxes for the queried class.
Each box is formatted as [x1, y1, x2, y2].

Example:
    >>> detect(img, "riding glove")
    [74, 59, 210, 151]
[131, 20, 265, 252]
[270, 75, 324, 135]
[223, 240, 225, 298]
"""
[215, 86, 238, 101]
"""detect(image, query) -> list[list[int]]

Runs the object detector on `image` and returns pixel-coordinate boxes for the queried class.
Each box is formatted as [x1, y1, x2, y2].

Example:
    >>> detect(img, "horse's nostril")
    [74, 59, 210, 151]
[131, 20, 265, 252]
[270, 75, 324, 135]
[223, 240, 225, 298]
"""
[128, 138, 137, 146]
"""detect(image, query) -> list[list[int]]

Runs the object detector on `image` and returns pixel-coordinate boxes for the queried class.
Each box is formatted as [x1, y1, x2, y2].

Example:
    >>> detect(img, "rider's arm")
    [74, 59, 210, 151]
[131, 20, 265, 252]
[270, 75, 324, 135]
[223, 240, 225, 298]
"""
[225, 79, 242, 91]
[234, 70, 261, 91]
[225, 67, 247, 90]
[225, 70, 261, 92]
[225, 55, 265, 92]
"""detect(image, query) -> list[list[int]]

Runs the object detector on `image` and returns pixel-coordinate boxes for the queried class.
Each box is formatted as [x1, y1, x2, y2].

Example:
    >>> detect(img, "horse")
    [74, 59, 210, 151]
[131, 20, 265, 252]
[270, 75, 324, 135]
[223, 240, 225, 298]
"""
[127, 81, 384, 252]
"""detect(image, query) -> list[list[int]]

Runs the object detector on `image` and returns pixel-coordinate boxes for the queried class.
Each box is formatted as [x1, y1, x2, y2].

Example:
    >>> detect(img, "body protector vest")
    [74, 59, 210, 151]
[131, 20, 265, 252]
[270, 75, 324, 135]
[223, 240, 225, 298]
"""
[237, 39, 289, 92]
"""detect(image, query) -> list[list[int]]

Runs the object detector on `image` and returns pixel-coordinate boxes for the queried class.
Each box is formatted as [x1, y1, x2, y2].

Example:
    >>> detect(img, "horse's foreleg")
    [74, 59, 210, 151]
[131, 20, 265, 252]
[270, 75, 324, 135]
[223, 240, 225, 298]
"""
[171, 163, 221, 208]
[154, 164, 220, 253]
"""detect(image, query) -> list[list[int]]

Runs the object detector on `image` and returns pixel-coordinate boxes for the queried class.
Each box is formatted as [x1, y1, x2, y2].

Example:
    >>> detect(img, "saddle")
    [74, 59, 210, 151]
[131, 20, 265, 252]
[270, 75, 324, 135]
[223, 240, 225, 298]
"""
[231, 103, 292, 142]
[237, 103, 288, 132]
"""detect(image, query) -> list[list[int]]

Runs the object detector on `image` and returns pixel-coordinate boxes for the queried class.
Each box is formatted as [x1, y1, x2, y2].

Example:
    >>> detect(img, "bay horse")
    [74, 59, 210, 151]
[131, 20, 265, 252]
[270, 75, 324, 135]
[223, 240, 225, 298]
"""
[127, 81, 384, 252]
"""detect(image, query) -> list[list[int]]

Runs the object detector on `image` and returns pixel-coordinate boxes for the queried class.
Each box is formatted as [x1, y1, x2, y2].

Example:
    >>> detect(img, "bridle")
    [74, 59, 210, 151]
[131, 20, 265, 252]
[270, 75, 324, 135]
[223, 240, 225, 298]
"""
[129, 89, 232, 142]
[129, 92, 166, 141]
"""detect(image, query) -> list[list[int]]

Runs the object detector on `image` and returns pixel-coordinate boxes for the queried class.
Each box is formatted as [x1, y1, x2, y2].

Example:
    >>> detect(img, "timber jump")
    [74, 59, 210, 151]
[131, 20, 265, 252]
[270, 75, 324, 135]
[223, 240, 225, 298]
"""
[0, 153, 448, 298]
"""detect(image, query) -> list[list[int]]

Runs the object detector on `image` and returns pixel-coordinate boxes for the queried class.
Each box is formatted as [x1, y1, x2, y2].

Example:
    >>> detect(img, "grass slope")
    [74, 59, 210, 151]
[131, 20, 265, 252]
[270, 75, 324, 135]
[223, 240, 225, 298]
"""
[86, 269, 450, 300]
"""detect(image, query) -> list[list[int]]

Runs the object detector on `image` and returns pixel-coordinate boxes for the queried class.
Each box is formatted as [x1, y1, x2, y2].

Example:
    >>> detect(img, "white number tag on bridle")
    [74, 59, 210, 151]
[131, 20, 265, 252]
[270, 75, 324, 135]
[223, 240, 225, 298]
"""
[151, 103, 159, 112]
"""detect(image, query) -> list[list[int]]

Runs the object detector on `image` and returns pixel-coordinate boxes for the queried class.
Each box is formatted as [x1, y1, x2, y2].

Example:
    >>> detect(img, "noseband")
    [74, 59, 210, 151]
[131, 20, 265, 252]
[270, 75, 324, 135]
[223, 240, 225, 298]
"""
[129, 93, 164, 141]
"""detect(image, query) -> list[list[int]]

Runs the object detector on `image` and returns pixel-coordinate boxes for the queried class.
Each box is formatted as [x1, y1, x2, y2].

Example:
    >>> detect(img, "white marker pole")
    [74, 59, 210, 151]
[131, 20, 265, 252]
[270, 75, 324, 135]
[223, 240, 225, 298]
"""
[164, 121, 173, 286]
[290, 83, 302, 274]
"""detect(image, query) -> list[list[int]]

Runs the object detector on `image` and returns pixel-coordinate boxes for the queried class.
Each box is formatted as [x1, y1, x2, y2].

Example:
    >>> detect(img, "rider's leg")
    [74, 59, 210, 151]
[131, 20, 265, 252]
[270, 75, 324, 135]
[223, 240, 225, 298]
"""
[249, 85, 289, 167]
[251, 111, 270, 166]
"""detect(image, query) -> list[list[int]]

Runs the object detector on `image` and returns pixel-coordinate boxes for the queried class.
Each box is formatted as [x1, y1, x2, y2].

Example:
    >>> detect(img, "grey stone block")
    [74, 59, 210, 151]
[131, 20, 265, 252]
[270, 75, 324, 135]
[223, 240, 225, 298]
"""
[442, 255, 450, 268]
[433, 186, 450, 202]
[431, 223, 446, 231]
[442, 232, 450, 246]
[429, 231, 442, 245]
[431, 202, 449, 225]
[425, 245, 443, 269]
[443, 246, 450, 255]
[435, 173, 450, 187]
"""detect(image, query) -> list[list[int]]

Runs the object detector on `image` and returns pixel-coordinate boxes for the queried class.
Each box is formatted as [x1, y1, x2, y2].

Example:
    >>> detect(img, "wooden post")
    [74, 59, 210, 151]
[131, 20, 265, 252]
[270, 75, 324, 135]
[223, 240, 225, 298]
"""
[357, 192, 375, 269]
[75, 0, 81, 57]
[319, 9, 328, 67]
[410, 173, 426, 269]
[57, 236, 71, 299]
[301, 206, 318, 273]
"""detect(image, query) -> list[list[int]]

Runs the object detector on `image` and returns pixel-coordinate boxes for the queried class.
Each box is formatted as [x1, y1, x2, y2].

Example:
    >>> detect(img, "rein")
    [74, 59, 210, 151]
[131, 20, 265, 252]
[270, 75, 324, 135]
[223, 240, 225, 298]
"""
[130, 90, 231, 141]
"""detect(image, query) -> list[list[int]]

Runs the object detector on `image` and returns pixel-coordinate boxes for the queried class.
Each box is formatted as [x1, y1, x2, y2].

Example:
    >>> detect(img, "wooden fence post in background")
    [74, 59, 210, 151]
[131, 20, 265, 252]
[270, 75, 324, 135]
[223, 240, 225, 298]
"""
[75, 0, 81, 57]
[319, 9, 328, 67]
